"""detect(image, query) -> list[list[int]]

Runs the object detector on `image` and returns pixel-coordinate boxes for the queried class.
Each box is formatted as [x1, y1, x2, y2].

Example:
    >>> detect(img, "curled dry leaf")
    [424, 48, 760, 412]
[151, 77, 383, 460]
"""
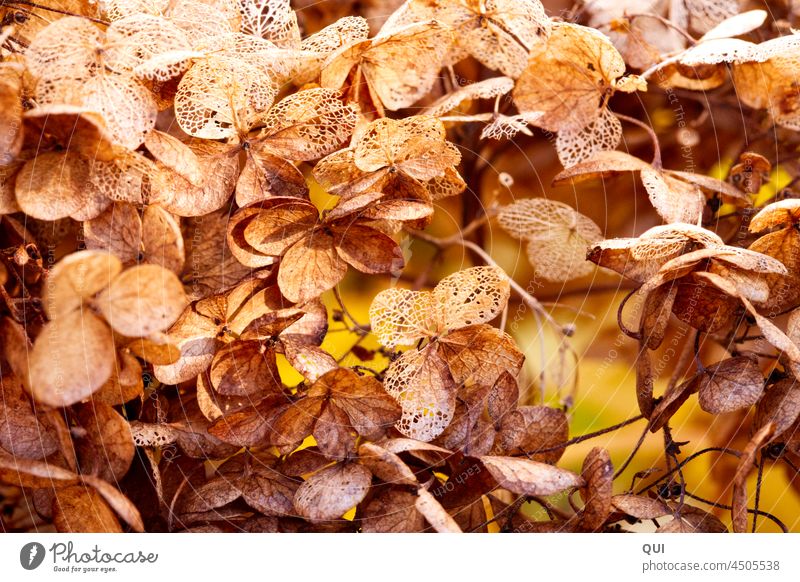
[414, 487, 462, 533]
[480, 455, 584, 496]
[579, 447, 614, 531]
[732, 423, 775, 533]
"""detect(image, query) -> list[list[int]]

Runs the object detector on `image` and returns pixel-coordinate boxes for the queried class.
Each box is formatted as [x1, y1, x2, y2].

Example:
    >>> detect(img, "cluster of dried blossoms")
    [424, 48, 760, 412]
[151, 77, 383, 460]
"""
[0, 0, 799, 533]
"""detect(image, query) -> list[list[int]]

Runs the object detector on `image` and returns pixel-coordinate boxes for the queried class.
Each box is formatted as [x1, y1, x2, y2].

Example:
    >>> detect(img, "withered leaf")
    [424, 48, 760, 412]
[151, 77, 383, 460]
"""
[697, 356, 764, 414]
[75, 402, 135, 482]
[94, 264, 187, 337]
[611, 494, 671, 520]
[293, 462, 372, 521]
[579, 447, 614, 531]
[358, 441, 418, 486]
[53, 485, 123, 533]
[361, 489, 425, 533]
[480, 455, 584, 496]
[732, 423, 775, 533]
[754, 378, 800, 439]
[414, 487, 462, 533]
[0, 372, 59, 459]
[29, 309, 116, 408]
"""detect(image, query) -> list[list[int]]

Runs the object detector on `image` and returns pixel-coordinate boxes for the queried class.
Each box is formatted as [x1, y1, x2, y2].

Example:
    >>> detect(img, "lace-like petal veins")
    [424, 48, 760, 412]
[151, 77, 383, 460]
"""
[293, 16, 370, 84]
[239, 0, 300, 48]
[354, 116, 455, 179]
[423, 77, 515, 117]
[25, 17, 102, 82]
[104, 0, 168, 21]
[369, 288, 436, 348]
[556, 108, 622, 168]
[384, 346, 457, 442]
[500, 199, 602, 282]
[81, 74, 158, 150]
[104, 14, 192, 75]
[383, 0, 549, 78]
[587, 224, 723, 282]
[641, 166, 706, 224]
[259, 88, 358, 161]
[175, 56, 276, 139]
[168, 0, 241, 45]
[433, 266, 510, 332]
[480, 114, 535, 140]
[499, 198, 603, 281]
[514, 22, 626, 132]
[26, 18, 157, 149]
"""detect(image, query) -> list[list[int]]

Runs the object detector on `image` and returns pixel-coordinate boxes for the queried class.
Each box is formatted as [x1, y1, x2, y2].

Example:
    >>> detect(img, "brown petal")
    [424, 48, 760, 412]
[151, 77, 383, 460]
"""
[496, 405, 569, 463]
[236, 151, 309, 207]
[94, 264, 187, 337]
[278, 232, 347, 303]
[579, 447, 613, 531]
[437, 324, 524, 387]
[52, 485, 122, 533]
[333, 223, 404, 274]
[697, 356, 764, 414]
[732, 423, 775, 533]
[317, 368, 402, 439]
[358, 441, 418, 486]
[209, 341, 281, 397]
[240, 465, 298, 517]
[754, 378, 800, 441]
[293, 462, 372, 521]
[0, 372, 59, 459]
[83, 202, 143, 264]
[0, 448, 79, 488]
[43, 250, 123, 320]
[243, 198, 319, 256]
[361, 489, 425, 532]
[30, 310, 116, 407]
[414, 488, 462, 533]
[75, 402, 135, 482]
[611, 494, 671, 520]
[281, 340, 338, 382]
[480, 455, 584, 496]
[15, 151, 91, 220]
[207, 394, 289, 447]
[142, 204, 185, 274]
[144, 129, 203, 186]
